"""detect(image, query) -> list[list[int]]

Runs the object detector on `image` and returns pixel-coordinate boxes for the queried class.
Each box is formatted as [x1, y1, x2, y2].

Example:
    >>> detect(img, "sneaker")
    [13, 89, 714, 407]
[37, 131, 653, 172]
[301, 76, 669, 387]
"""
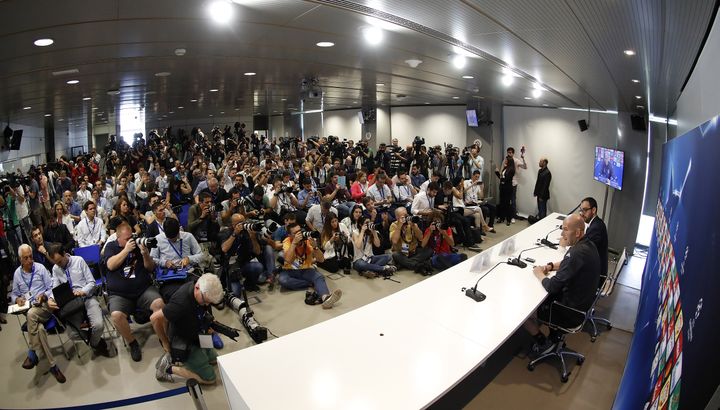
[155, 352, 171, 370]
[267, 274, 277, 292]
[467, 245, 483, 252]
[49, 365, 66, 384]
[129, 340, 142, 362]
[22, 350, 38, 369]
[488, 227, 496, 233]
[342, 268, 351, 275]
[360, 270, 377, 279]
[383, 265, 397, 275]
[304, 290, 319, 305]
[321, 289, 342, 309]
[511, 218, 516, 224]
[212, 332, 224, 349]
[94, 339, 112, 358]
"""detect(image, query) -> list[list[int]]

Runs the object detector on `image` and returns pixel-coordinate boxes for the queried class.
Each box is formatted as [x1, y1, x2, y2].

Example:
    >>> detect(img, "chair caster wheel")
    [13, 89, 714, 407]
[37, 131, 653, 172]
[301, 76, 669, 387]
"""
[527, 363, 535, 371]
[561, 374, 569, 383]
[577, 357, 585, 365]
[606, 324, 612, 330]
[590, 336, 597, 343]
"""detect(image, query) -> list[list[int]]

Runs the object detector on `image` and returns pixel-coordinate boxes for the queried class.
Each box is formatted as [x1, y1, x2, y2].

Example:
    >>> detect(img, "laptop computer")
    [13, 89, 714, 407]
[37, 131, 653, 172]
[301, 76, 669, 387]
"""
[52, 282, 75, 308]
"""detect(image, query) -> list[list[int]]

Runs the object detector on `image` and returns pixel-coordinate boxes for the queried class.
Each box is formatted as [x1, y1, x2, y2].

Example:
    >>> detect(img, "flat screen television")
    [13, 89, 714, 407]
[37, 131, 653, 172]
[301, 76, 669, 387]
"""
[466, 109, 478, 127]
[593, 146, 624, 190]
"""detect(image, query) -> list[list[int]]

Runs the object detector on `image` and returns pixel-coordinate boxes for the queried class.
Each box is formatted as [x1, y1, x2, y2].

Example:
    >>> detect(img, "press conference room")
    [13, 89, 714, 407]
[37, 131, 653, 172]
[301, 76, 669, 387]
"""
[1, 1, 719, 409]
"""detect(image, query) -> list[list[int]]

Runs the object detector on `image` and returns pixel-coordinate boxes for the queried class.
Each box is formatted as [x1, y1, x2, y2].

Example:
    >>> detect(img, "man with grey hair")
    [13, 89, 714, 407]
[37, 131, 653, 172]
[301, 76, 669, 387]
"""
[152, 274, 224, 384]
[10, 244, 66, 383]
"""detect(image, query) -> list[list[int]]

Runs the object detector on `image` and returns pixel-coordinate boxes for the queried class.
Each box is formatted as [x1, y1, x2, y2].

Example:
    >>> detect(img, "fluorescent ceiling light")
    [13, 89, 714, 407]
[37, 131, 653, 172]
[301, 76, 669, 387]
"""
[452, 96, 460, 99]
[155, 72, 171, 77]
[376, 83, 384, 87]
[424, 102, 430, 104]
[190, 99, 198, 102]
[451, 54, 467, 69]
[649, 114, 678, 125]
[291, 109, 323, 115]
[624, 49, 636, 56]
[281, 98, 287, 101]
[462, 75, 474, 79]
[34, 38, 54, 47]
[559, 107, 618, 115]
[209, 89, 219, 92]
[542, 104, 549, 107]
[501, 75, 514, 87]
[316, 42, 334, 47]
[523, 97, 532, 100]
[174, 48, 186, 56]
[632, 79, 640, 83]
[362, 26, 383, 45]
[244, 72, 256, 76]
[67, 79, 79, 85]
[83, 97, 91, 101]
[23, 106, 31, 110]
[178, 106, 184, 109]
[52, 68, 79, 76]
[208, 0, 234, 25]
[45, 113, 52, 117]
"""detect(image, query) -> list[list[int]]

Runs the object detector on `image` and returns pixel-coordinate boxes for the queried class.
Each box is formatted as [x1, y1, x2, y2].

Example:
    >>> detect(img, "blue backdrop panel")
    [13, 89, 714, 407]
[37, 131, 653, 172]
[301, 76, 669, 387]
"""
[613, 116, 720, 409]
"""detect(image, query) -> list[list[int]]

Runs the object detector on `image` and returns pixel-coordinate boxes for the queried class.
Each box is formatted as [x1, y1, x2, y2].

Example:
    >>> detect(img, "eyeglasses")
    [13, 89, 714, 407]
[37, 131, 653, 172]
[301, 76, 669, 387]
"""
[579, 207, 592, 213]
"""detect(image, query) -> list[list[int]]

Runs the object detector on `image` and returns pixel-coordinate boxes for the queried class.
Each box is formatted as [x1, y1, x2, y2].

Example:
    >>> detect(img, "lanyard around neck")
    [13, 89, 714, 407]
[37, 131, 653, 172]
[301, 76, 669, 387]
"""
[168, 238, 183, 258]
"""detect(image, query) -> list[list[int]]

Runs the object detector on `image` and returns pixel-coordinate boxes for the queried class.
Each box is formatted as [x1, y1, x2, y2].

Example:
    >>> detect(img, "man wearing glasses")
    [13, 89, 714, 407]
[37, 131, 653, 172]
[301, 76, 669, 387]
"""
[75, 201, 107, 248]
[152, 273, 224, 384]
[579, 197, 609, 280]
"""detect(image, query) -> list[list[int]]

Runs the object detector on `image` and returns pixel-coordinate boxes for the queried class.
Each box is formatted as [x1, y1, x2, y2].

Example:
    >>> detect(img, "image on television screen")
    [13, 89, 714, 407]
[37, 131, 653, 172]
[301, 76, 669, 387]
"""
[593, 146, 624, 190]
[466, 109, 479, 127]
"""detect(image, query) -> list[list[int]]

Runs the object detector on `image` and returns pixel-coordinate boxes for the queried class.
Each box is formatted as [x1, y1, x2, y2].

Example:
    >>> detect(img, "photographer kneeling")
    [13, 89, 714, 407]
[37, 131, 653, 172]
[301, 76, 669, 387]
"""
[278, 223, 342, 308]
[422, 215, 468, 271]
[152, 273, 224, 384]
[390, 208, 433, 275]
[318, 214, 352, 274]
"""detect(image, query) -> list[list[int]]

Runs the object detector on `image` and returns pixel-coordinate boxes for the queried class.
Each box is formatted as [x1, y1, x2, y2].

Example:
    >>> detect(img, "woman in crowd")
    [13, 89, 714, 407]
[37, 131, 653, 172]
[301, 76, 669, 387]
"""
[318, 214, 352, 274]
[341, 204, 364, 233]
[495, 156, 516, 226]
[351, 216, 396, 279]
[108, 196, 141, 235]
[350, 171, 368, 203]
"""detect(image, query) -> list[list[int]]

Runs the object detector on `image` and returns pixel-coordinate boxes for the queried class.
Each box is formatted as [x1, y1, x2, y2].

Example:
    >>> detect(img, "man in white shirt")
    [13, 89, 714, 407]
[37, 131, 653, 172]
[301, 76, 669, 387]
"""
[47, 243, 111, 357]
[150, 218, 206, 300]
[75, 201, 107, 247]
[392, 170, 417, 211]
[468, 147, 484, 179]
[411, 181, 440, 218]
[366, 173, 393, 206]
[305, 200, 338, 233]
[419, 173, 441, 193]
[76, 180, 93, 207]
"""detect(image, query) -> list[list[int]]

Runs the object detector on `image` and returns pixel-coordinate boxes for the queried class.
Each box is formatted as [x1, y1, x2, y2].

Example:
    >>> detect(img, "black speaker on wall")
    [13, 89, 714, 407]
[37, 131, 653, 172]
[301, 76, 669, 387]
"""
[631, 115, 647, 131]
[253, 115, 269, 131]
[578, 119, 588, 132]
[10, 129, 23, 150]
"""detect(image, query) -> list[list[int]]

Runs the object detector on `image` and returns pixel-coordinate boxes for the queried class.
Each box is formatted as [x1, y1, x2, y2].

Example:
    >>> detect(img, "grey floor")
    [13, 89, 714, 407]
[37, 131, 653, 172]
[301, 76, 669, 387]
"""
[0, 221, 643, 410]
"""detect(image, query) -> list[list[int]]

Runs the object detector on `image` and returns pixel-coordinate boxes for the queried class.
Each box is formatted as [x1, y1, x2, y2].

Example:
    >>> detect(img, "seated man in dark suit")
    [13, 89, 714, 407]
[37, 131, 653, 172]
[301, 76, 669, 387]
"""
[523, 214, 600, 354]
[579, 196, 609, 280]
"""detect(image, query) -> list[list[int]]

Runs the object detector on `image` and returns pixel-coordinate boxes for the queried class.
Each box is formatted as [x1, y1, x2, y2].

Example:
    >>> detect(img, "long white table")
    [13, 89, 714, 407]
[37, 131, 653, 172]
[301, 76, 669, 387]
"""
[218, 213, 567, 409]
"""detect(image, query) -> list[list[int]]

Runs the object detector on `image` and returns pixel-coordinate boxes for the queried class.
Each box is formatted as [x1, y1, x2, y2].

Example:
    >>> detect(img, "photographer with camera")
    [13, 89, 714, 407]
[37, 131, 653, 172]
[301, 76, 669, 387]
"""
[199, 177, 228, 208]
[392, 169, 417, 212]
[103, 222, 168, 362]
[390, 208, 433, 275]
[187, 192, 220, 269]
[267, 177, 299, 223]
[152, 273, 224, 384]
[150, 218, 204, 301]
[421, 215, 468, 270]
[323, 173, 353, 220]
[318, 214, 352, 274]
[297, 178, 321, 213]
[366, 172, 394, 216]
[278, 223, 342, 308]
[374, 144, 390, 171]
[388, 138, 407, 176]
[438, 180, 482, 251]
[220, 187, 244, 227]
[410, 164, 427, 189]
[351, 216, 396, 279]
[221, 214, 265, 294]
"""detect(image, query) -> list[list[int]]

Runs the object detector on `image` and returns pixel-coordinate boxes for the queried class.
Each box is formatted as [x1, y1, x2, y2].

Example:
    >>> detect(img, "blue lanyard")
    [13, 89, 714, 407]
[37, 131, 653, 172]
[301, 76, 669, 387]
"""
[156, 220, 164, 233]
[86, 217, 101, 241]
[64, 259, 73, 288]
[168, 239, 183, 258]
[379, 186, 385, 200]
[24, 265, 36, 291]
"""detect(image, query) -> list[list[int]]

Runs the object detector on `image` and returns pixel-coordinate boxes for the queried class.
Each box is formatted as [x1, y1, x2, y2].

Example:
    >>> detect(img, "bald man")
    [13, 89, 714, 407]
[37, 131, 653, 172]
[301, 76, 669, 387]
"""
[533, 157, 551, 219]
[523, 214, 600, 354]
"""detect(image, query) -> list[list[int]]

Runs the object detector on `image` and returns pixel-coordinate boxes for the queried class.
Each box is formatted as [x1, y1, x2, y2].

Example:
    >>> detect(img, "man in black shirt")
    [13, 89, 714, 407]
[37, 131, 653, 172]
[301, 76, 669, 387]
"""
[221, 214, 263, 293]
[533, 158, 552, 219]
[104, 222, 169, 361]
[523, 214, 600, 354]
[30, 226, 54, 272]
[152, 273, 224, 384]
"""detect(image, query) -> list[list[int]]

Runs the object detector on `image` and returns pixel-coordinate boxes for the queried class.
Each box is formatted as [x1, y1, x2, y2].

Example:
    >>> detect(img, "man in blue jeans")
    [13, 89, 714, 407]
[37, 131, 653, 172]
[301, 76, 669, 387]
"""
[421, 215, 468, 270]
[351, 217, 397, 279]
[220, 214, 264, 293]
[279, 223, 342, 308]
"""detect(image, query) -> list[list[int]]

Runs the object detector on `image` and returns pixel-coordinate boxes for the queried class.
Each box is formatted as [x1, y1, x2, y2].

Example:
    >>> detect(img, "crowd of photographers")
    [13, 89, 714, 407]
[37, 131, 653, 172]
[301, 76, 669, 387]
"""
[1, 122, 513, 385]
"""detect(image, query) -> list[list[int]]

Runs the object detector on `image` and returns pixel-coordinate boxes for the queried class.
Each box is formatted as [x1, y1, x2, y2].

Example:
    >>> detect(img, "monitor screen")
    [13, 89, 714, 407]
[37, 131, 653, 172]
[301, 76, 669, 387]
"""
[357, 111, 364, 125]
[466, 109, 479, 127]
[593, 146, 624, 190]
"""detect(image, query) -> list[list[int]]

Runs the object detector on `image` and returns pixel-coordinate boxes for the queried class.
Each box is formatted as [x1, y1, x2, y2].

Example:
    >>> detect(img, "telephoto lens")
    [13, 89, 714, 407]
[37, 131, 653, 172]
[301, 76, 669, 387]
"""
[301, 231, 320, 239]
[132, 234, 158, 248]
[241, 222, 264, 232]
[410, 215, 421, 224]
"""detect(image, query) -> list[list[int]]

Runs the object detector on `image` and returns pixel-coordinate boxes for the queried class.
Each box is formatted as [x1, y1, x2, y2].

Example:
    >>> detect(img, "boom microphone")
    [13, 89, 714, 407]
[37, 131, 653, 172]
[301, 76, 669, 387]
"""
[508, 245, 544, 269]
[540, 226, 561, 249]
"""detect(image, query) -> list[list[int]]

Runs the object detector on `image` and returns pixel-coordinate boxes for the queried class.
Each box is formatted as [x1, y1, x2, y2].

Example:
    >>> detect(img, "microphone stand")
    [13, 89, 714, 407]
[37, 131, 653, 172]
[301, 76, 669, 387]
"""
[464, 261, 506, 302]
[567, 202, 582, 215]
[540, 226, 561, 249]
[507, 245, 544, 268]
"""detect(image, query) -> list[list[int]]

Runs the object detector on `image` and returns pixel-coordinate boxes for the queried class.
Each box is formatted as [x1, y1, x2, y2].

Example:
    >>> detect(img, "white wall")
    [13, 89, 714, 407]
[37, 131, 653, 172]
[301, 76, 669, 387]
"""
[675, 13, 720, 135]
[303, 112, 322, 139]
[390, 105, 467, 149]
[503, 106, 619, 220]
[323, 109, 362, 140]
[0, 122, 46, 172]
[269, 115, 285, 140]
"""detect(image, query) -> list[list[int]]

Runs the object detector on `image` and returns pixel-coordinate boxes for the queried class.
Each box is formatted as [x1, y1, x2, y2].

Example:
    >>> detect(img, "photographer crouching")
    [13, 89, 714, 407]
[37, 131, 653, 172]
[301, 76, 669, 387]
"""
[152, 273, 224, 384]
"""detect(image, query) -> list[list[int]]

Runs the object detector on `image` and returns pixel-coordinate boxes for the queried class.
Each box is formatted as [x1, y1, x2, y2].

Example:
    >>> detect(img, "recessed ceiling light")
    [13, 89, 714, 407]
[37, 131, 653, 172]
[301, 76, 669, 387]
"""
[635, 95, 642, 99]
[23, 106, 31, 110]
[531, 89, 542, 99]
[281, 98, 287, 101]
[316, 41, 334, 47]
[169, 111, 174, 114]
[424, 102, 430, 104]
[190, 99, 198, 102]
[542, 104, 549, 107]
[207, 0, 234, 25]
[220, 111, 225, 114]
[178, 106, 184, 109]
[624, 49, 636, 56]
[462, 75, 474, 79]
[209, 89, 219, 92]
[451, 54, 467, 69]
[44, 113, 52, 117]
[524, 97, 533, 100]
[405, 59, 423, 68]
[452, 96, 460, 100]
[234, 108, 240, 111]
[155, 72, 171, 77]
[244, 72, 256, 76]
[376, 83, 384, 87]
[83, 97, 91, 101]
[174, 48, 187, 56]
[501, 75, 514, 87]
[209, 114, 214, 117]
[34, 38, 54, 47]
[58, 118, 64, 122]
[631, 79, 640, 83]
[637, 105, 644, 108]
[67, 79, 79, 85]
[362, 26, 383, 45]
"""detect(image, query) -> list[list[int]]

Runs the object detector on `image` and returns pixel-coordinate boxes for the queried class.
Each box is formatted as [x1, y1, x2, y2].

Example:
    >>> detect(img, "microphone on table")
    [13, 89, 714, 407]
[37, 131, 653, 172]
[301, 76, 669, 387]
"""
[539, 226, 561, 249]
[507, 245, 544, 269]
[464, 261, 507, 302]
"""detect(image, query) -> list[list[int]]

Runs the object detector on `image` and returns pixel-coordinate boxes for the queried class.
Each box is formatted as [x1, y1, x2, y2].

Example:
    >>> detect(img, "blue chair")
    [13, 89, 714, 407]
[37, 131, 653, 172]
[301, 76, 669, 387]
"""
[73, 245, 102, 287]
[20, 314, 74, 360]
[178, 204, 190, 229]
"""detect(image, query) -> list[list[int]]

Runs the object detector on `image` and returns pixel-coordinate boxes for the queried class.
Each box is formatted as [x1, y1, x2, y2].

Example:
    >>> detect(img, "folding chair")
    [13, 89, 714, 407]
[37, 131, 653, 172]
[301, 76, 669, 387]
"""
[19, 313, 74, 360]
[177, 204, 190, 229]
[73, 244, 103, 288]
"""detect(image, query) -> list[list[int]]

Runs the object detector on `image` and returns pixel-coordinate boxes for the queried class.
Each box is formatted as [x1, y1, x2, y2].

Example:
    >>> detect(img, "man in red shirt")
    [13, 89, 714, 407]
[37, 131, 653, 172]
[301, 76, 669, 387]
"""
[421, 215, 468, 270]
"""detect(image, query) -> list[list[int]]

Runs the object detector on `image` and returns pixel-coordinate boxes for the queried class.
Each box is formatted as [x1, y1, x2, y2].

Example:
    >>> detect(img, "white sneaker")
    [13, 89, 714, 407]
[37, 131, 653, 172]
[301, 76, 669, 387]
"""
[511, 218, 516, 224]
[322, 289, 343, 309]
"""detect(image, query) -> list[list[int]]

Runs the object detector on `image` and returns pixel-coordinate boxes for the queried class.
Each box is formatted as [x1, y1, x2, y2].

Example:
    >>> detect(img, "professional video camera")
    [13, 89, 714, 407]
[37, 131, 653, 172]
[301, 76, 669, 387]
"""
[225, 293, 268, 344]
[132, 234, 158, 249]
[412, 136, 425, 153]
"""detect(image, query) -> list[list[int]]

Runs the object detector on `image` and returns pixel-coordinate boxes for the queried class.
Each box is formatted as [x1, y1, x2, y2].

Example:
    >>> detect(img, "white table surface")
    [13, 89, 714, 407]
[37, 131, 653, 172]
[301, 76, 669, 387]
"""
[218, 213, 568, 410]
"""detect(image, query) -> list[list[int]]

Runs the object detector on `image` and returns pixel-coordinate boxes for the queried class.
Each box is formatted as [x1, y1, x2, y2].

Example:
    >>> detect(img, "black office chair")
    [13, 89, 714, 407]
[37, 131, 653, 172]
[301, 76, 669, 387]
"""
[587, 247, 627, 341]
[527, 298, 597, 383]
